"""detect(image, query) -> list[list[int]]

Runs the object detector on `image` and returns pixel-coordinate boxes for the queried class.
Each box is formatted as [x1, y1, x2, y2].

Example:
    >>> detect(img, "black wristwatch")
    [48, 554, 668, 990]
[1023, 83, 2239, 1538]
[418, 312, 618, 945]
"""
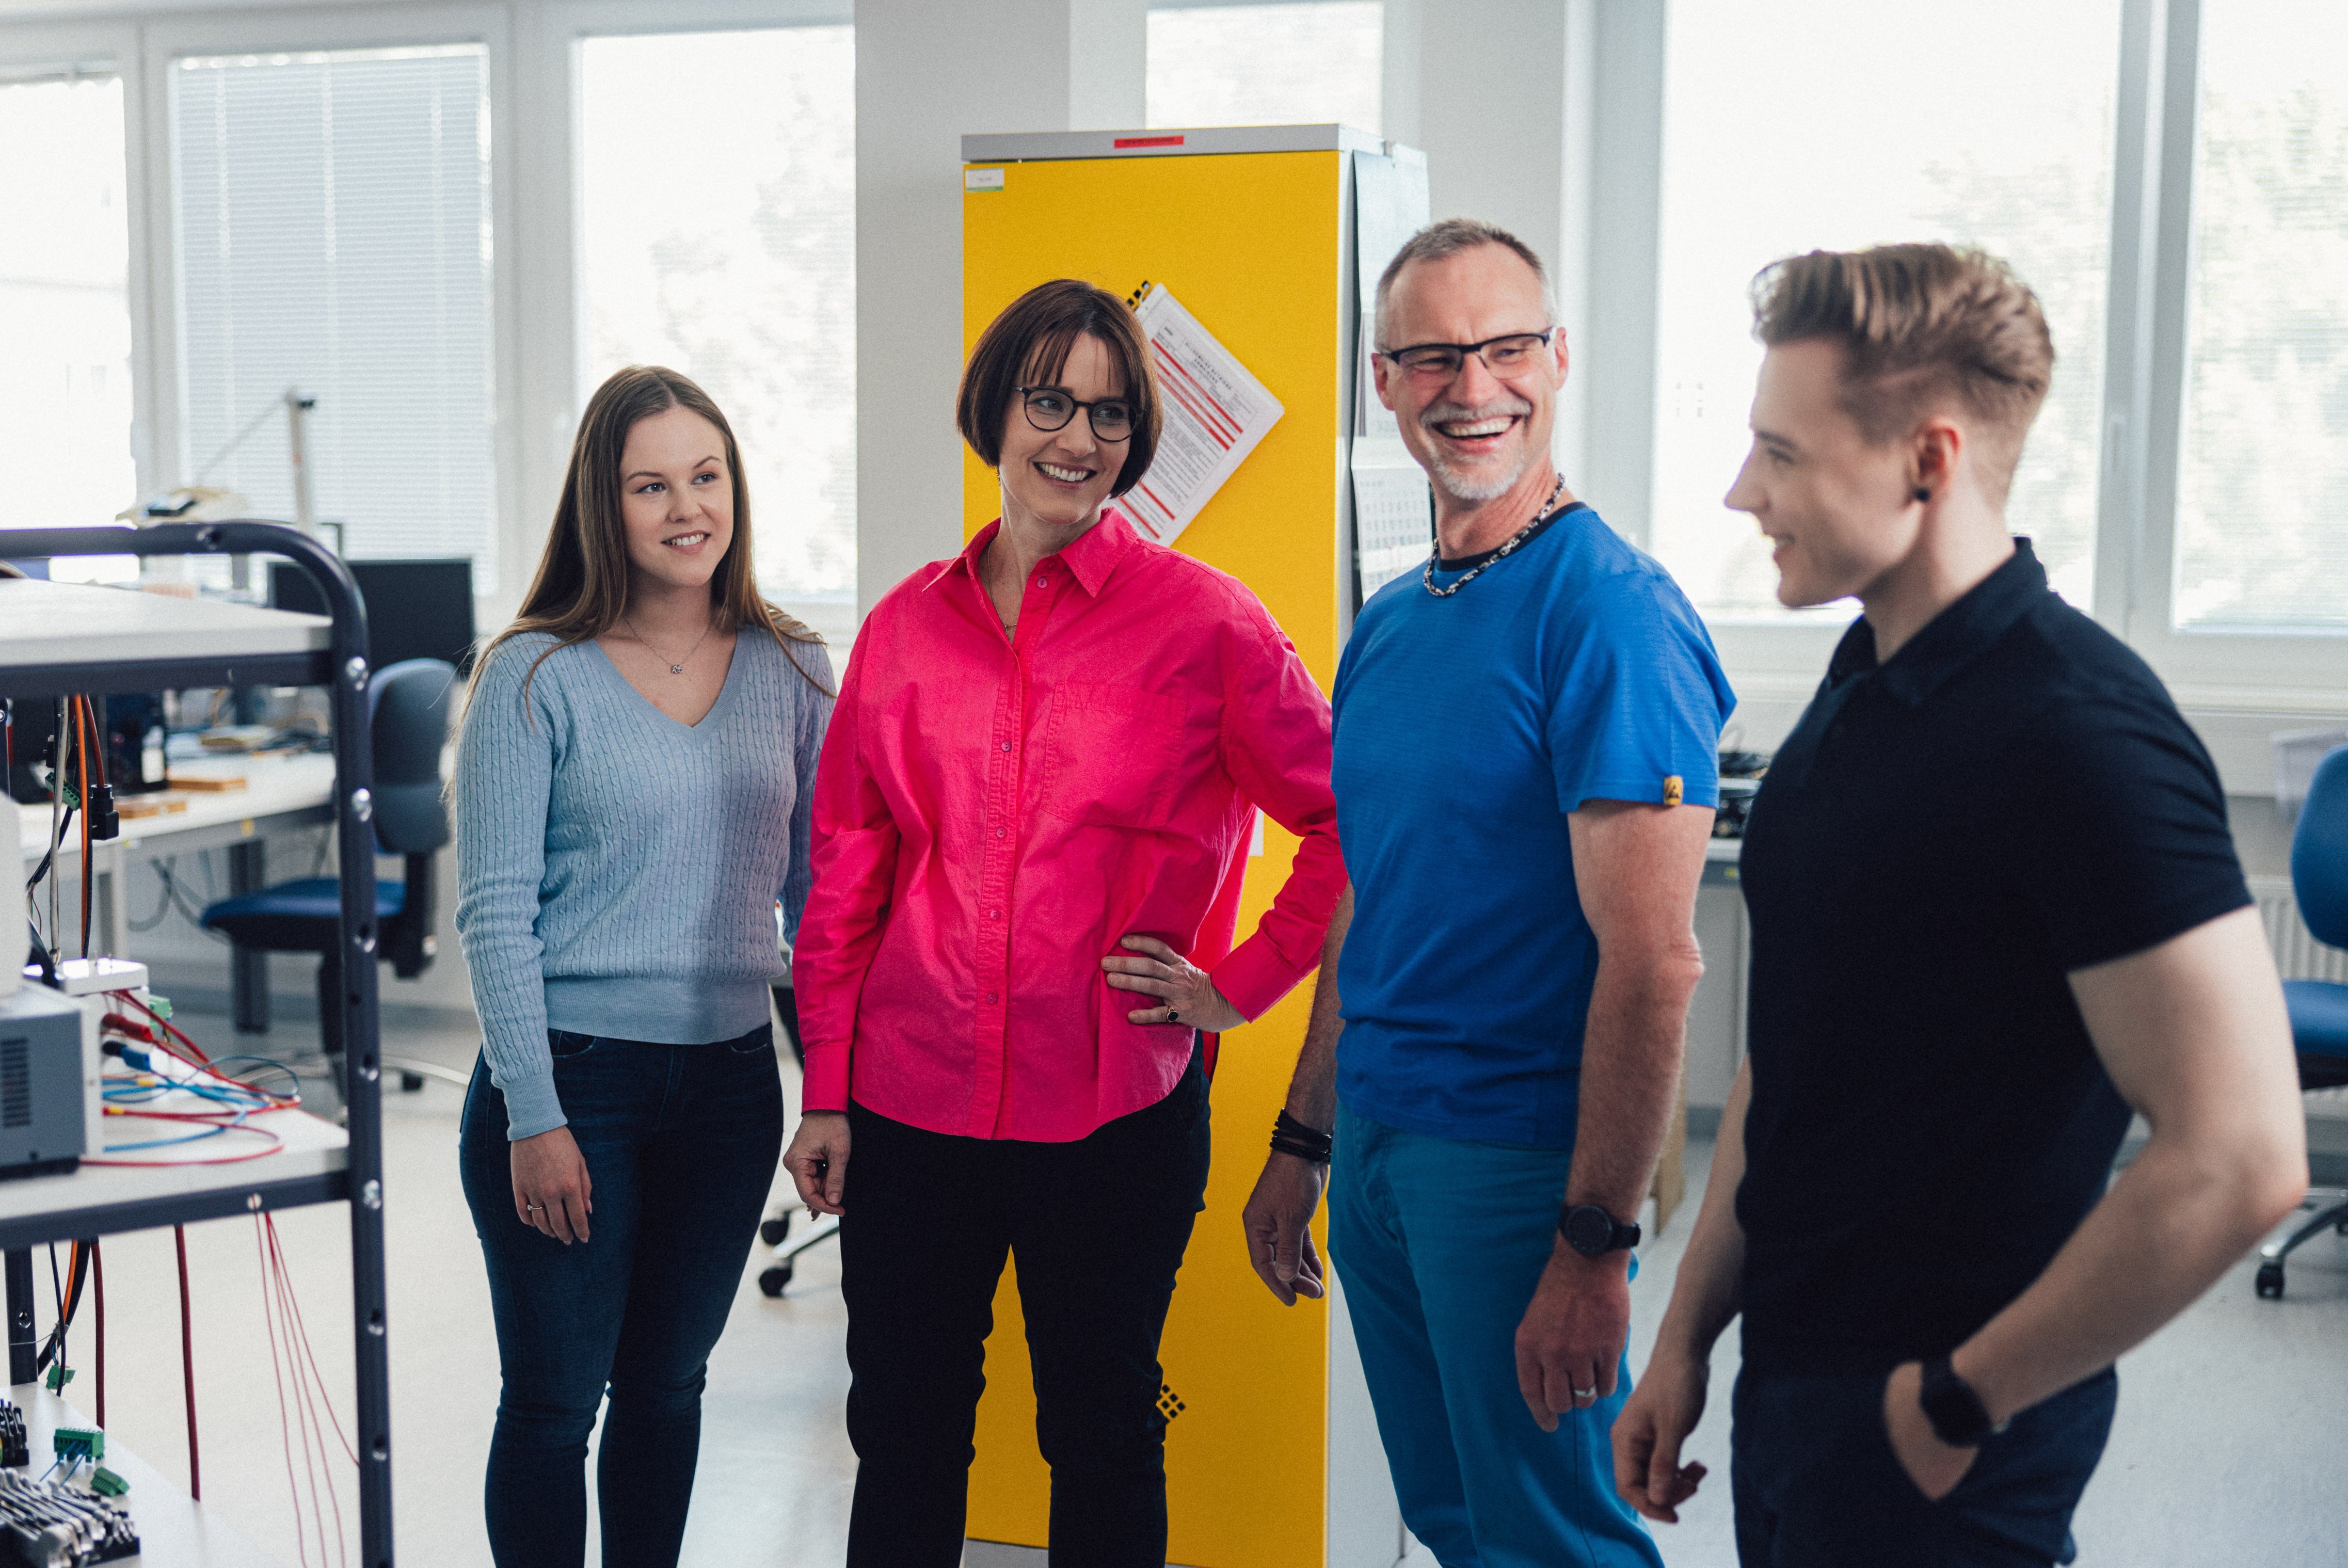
[1557, 1204, 1640, 1258]
[1917, 1355, 2007, 1448]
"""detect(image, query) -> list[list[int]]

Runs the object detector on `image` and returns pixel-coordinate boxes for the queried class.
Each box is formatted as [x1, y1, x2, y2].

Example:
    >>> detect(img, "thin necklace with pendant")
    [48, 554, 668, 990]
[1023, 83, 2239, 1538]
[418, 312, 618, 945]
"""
[621, 610, 714, 674]
[1423, 474, 1568, 598]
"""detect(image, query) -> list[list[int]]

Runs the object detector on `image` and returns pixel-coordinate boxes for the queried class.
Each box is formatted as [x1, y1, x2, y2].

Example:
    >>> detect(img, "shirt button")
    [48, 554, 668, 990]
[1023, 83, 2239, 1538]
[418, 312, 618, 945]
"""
[988, 909, 1001, 919]
[995, 828, 1006, 838]
[1000, 742, 1012, 752]
[985, 992, 999, 1004]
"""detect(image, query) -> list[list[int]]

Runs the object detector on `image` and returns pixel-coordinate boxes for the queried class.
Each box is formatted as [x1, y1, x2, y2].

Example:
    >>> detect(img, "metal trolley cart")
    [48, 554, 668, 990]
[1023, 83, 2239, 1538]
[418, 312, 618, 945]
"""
[2, 522, 392, 1566]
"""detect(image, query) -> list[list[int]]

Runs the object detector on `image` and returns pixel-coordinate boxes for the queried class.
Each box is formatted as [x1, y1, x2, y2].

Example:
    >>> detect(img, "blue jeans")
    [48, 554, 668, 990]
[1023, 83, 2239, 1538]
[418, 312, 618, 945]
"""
[458, 1025, 785, 1568]
[1731, 1365, 2117, 1566]
[1329, 1106, 1664, 1568]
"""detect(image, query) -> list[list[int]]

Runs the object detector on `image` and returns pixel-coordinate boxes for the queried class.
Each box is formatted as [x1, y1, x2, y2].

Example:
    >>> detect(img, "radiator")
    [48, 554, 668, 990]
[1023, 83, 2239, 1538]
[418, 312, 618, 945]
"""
[2250, 876, 2348, 1118]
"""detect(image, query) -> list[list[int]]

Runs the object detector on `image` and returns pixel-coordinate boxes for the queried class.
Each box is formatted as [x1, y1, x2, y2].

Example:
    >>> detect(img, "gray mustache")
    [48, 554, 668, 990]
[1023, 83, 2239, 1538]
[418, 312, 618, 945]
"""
[1422, 398, 1532, 428]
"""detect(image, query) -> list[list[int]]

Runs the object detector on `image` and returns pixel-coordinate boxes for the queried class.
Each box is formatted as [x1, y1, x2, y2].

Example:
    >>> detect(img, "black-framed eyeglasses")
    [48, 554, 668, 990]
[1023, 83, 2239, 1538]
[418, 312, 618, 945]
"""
[1016, 385, 1136, 442]
[1376, 330, 1556, 379]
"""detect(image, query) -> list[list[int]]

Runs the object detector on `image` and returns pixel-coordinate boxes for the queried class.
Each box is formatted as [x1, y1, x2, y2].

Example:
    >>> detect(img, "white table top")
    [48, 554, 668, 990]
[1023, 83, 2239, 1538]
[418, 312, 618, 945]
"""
[0, 1106, 348, 1233]
[0, 580, 329, 668]
[19, 753, 337, 858]
[8, 1383, 279, 1566]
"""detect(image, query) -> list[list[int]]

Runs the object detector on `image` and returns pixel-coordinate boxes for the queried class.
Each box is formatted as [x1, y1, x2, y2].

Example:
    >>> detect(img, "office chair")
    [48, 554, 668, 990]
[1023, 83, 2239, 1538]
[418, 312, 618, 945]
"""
[757, 981, 841, 1297]
[201, 659, 456, 1085]
[2256, 744, 2348, 1299]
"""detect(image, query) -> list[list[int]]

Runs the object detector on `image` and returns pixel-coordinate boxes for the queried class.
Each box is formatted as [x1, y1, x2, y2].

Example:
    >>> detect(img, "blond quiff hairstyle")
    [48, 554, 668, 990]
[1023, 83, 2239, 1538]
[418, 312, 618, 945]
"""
[1751, 244, 2054, 505]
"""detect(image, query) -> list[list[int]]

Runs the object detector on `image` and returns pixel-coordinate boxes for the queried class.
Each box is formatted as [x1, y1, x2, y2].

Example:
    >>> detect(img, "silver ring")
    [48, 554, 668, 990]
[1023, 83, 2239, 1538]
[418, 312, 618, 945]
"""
[526, 1204, 542, 1212]
[1573, 1386, 1597, 1401]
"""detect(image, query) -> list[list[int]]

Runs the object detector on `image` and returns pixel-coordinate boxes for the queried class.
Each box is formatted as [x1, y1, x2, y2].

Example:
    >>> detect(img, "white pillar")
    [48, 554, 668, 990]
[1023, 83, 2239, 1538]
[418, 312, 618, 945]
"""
[853, 0, 1146, 620]
[1383, 1, 1659, 532]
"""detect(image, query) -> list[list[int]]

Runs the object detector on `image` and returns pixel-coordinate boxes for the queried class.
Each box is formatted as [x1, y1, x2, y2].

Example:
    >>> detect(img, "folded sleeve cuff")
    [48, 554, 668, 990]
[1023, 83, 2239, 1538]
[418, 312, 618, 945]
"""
[499, 1071, 568, 1142]
[1209, 935, 1309, 1025]
[801, 1043, 852, 1114]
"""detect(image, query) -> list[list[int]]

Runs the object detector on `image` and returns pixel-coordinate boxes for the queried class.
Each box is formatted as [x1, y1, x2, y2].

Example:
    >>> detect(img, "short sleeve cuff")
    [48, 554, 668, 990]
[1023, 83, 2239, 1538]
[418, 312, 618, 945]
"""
[801, 1043, 852, 1114]
[1209, 935, 1309, 1024]
[500, 1071, 568, 1142]
[1568, 773, 1722, 812]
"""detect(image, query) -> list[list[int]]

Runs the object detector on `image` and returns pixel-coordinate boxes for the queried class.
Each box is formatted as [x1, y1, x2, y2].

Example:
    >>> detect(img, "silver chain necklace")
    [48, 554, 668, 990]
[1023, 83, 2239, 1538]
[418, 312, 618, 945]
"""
[620, 610, 714, 675]
[1423, 475, 1568, 598]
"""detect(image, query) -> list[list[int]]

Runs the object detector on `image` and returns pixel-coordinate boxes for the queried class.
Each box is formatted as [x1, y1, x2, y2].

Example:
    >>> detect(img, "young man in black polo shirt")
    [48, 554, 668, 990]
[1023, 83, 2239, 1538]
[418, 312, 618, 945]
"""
[1611, 244, 2310, 1566]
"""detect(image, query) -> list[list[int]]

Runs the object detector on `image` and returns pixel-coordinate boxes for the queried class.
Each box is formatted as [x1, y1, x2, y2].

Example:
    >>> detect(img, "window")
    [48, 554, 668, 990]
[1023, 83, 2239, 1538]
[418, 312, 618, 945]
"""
[1649, 0, 2122, 621]
[577, 26, 856, 604]
[1146, 2, 1382, 134]
[0, 72, 135, 546]
[2171, 0, 2348, 631]
[172, 45, 495, 580]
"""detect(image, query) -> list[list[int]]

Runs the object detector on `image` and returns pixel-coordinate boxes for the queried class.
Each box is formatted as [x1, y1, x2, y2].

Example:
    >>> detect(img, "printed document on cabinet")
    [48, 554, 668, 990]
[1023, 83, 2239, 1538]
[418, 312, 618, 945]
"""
[1120, 285, 1284, 547]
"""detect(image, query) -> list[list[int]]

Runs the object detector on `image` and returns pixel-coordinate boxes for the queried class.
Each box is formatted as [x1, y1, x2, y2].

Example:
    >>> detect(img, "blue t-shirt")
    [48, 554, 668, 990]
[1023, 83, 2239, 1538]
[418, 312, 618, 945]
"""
[1331, 503, 1734, 1146]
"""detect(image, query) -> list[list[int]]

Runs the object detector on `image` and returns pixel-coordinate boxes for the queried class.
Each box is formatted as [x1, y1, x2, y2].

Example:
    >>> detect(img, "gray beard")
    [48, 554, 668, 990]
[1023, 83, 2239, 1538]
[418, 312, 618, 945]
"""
[1427, 444, 1531, 503]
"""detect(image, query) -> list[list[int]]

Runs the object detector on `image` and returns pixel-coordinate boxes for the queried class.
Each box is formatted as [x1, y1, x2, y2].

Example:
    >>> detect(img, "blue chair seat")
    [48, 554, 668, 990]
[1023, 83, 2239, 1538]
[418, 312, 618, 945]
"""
[2283, 980, 2348, 1092]
[202, 877, 406, 954]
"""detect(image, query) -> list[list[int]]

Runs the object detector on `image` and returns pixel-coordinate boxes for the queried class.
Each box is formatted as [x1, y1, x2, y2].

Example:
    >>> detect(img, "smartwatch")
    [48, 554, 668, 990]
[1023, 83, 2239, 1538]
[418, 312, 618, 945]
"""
[1917, 1356, 2007, 1448]
[1557, 1204, 1641, 1258]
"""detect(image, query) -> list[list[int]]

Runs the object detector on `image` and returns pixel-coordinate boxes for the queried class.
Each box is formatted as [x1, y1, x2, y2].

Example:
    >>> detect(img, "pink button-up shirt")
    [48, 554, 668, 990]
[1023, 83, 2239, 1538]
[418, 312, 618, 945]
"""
[795, 510, 1345, 1141]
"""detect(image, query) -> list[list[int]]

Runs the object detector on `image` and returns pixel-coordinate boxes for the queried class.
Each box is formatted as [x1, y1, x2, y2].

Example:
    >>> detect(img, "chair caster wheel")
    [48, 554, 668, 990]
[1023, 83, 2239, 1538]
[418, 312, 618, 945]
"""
[2255, 1261, 2285, 1300]
[758, 1264, 793, 1298]
[759, 1215, 790, 1246]
[400, 1073, 424, 1093]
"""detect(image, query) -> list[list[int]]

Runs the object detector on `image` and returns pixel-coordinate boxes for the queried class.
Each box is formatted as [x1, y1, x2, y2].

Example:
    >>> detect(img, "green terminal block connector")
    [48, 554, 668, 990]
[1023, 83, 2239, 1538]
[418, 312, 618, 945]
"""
[42, 1365, 73, 1394]
[52, 1429, 102, 1463]
[88, 1466, 127, 1497]
[147, 996, 173, 1020]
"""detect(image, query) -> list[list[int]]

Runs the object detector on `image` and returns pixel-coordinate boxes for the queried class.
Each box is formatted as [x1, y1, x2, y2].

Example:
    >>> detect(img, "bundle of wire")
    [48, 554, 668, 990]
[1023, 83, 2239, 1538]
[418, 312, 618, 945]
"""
[256, 1213, 355, 1568]
[92, 993, 300, 1167]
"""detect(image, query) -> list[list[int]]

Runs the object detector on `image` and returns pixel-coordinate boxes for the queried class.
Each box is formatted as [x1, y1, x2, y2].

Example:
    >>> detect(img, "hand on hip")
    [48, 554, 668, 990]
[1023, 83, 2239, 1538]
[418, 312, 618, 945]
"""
[1101, 934, 1245, 1032]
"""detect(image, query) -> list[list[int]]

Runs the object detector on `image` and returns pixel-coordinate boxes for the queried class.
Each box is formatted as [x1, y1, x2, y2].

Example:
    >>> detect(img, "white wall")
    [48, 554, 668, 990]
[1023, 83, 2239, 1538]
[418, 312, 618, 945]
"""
[852, 0, 1148, 619]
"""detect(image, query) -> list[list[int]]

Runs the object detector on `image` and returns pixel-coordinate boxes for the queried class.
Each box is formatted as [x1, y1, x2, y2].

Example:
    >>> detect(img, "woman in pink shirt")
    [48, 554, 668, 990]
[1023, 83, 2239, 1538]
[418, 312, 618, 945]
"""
[786, 279, 1345, 1566]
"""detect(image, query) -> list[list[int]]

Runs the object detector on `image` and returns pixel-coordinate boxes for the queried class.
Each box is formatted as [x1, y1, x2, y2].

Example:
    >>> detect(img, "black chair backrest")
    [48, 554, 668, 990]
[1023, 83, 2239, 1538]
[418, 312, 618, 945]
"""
[369, 659, 456, 857]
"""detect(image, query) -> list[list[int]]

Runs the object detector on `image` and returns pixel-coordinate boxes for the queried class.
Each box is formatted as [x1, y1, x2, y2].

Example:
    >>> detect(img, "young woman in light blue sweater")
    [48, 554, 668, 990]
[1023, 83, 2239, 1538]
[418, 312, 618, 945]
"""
[452, 365, 832, 1568]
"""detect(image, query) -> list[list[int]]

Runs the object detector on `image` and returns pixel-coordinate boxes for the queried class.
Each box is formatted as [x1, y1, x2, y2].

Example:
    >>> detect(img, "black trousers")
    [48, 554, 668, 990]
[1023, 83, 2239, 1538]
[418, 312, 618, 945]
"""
[840, 1047, 1210, 1568]
[1732, 1365, 2118, 1567]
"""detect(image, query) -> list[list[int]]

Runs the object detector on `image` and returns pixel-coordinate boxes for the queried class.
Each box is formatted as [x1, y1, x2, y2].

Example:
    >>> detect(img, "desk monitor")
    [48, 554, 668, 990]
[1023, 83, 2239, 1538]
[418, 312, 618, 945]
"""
[272, 558, 476, 674]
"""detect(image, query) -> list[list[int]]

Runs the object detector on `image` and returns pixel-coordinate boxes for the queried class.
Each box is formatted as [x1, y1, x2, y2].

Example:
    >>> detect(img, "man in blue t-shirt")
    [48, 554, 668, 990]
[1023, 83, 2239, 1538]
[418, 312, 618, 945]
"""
[1242, 218, 1733, 1567]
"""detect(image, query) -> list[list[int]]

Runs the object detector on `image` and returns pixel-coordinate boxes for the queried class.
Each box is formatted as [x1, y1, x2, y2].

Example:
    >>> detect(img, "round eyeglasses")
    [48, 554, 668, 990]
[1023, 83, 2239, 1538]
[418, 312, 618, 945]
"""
[1376, 330, 1556, 380]
[1017, 386, 1136, 442]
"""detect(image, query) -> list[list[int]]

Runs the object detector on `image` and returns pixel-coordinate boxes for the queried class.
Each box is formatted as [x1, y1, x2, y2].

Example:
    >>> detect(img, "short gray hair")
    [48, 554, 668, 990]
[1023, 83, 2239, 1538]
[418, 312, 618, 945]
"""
[1373, 218, 1557, 345]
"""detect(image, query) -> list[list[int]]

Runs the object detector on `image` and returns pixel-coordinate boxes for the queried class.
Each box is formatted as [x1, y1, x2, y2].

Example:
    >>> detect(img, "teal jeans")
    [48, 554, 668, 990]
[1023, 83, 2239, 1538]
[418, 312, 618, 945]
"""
[1329, 1105, 1665, 1568]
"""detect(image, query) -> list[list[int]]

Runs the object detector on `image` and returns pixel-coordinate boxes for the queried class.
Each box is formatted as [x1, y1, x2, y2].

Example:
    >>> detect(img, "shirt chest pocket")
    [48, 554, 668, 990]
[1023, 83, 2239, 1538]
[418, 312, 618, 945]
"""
[1043, 681, 1188, 828]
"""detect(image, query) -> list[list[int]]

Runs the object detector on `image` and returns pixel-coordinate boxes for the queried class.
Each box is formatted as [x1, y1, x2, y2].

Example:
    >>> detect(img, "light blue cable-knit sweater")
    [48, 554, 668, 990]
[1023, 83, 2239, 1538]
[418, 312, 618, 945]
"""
[452, 628, 833, 1139]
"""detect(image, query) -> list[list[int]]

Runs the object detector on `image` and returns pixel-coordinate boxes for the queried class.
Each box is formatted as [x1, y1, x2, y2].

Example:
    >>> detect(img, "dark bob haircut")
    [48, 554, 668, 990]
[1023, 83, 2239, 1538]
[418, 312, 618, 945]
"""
[955, 279, 1162, 497]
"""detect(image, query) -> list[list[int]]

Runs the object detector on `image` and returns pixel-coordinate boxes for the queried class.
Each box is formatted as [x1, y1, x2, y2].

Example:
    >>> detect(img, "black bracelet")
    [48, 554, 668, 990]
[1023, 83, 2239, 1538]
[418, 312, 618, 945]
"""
[1270, 1108, 1333, 1164]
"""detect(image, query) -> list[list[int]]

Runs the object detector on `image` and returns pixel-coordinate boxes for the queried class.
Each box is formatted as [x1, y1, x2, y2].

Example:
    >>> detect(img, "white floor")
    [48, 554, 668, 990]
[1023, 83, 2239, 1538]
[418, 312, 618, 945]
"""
[69, 1001, 2348, 1567]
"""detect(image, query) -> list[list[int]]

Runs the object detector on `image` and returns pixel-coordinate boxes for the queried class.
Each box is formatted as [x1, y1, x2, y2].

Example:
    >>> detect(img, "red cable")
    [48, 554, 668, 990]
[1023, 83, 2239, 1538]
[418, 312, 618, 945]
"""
[109, 992, 216, 1067]
[264, 1216, 358, 1466]
[92, 1241, 105, 1431]
[254, 1215, 312, 1568]
[77, 698, 92, 959]
[265, 1220, 339, 1566]
[175, 1226, 200, 1501]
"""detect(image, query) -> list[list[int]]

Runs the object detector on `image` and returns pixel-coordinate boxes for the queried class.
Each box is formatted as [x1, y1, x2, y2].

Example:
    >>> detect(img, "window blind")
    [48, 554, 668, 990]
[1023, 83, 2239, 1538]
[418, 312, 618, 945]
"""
[1146, 3, 1383, 134]
[2172, 0, 2348, 630]
[0, 74, 135, 539]
[172, 45, 496, 583]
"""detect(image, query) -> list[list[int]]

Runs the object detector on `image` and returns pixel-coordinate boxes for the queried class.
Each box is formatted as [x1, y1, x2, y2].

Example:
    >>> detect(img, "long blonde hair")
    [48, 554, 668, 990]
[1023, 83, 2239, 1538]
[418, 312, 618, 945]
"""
[470, 365, 829, 709]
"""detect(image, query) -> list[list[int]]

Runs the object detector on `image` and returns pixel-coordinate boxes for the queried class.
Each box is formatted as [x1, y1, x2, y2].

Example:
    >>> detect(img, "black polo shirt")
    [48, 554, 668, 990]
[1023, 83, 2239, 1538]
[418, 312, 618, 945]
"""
[1734, 540, 2249, 1375]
